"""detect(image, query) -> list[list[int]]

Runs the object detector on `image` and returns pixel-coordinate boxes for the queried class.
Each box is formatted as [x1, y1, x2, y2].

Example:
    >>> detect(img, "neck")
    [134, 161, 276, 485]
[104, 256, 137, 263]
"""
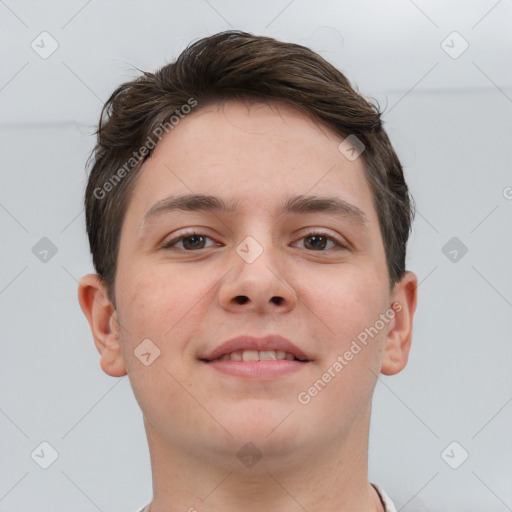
[143, 407, 384, 512]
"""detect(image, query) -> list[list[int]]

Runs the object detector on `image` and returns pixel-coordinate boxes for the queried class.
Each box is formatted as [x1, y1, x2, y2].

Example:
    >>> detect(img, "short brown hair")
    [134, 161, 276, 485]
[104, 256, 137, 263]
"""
[85, 30, 414, 301]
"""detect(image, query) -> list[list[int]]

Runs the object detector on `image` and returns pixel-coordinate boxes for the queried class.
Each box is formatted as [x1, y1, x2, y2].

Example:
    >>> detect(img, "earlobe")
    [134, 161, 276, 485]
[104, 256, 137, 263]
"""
[380, 271, 418, 376]
[78, 274, 127, 377]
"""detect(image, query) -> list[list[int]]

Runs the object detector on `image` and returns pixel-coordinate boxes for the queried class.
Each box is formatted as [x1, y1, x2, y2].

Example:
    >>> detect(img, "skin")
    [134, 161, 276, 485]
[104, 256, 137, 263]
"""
[79, 100, 417, 512]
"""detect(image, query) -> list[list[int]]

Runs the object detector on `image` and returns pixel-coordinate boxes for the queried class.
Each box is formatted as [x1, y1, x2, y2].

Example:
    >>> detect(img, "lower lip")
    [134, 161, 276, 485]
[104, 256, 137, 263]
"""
[205, 360, 308, 378]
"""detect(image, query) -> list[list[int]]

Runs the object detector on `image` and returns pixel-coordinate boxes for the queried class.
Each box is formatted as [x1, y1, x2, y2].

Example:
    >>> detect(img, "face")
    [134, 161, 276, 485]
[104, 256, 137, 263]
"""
[81, 99, 416, 467]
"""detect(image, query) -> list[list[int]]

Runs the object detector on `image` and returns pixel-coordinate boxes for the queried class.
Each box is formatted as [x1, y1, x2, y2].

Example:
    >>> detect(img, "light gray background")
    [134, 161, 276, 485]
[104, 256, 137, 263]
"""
[1, 1, 511, 511]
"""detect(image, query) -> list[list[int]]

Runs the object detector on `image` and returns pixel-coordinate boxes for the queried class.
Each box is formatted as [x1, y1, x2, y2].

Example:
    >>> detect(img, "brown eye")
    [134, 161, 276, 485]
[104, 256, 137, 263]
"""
[303, 235, 329, 250]
[163, 233, 217, 250]
[181, 235, 207, 250]
[298, 233, 342, 251]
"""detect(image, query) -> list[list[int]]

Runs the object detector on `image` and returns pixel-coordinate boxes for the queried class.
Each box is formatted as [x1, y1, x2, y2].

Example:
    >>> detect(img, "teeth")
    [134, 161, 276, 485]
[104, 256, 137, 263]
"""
[242, 350, 259, 361]
[259, 350, 277, 361]
[230, 350, 243, 361]
[215, 349, 302, 362]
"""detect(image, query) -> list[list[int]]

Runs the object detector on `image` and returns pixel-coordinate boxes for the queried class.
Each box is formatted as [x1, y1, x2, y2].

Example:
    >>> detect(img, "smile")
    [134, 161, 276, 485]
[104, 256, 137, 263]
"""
[201, 334, 312, 378]
[210, 349, 308, 362]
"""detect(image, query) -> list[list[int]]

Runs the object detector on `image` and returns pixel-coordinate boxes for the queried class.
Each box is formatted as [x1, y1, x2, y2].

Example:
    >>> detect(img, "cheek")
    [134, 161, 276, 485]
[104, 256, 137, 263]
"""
[113, 267, 185, 377]
[299, 263, 389, 383]
[305, 265, 387, 330]
[115, 263, 220, 366]
[114, 267, 204, 428]
[116, 269, 170, 338]
[296, 271, 388, 423]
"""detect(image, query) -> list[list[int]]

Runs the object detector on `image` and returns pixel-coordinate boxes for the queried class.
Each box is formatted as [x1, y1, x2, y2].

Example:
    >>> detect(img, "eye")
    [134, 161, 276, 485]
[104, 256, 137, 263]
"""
[162, 232, 219, 251]
[293, 232, 346, 251]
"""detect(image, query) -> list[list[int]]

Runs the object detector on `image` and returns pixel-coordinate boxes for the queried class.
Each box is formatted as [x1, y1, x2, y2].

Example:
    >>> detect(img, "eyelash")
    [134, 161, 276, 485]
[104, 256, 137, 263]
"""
[162, 230, 347, 251]
[162, 230, 219, 250]
[295, 231, 348, 251]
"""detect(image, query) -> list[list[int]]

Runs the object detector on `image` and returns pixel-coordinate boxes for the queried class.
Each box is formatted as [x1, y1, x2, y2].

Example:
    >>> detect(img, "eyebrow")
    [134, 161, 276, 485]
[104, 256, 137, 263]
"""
[140, 193, 368, 229]
[282, 194, 368, 226]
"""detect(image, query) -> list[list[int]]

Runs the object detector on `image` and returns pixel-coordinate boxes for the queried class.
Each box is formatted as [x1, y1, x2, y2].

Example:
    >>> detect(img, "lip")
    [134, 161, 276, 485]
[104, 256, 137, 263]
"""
[201, 336, 311, 379]
[200, 334, 311, 362]
[207, 359, 307, 378]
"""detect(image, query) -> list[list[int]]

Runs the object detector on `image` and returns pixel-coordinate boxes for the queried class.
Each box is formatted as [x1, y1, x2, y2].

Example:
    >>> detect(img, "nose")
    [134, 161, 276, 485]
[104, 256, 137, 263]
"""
[218, 240, 297, 315]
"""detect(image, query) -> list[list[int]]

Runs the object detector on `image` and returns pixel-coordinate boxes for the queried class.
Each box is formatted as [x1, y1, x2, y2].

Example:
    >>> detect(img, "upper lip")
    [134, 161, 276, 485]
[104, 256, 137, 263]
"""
[201, 335, 311, 362]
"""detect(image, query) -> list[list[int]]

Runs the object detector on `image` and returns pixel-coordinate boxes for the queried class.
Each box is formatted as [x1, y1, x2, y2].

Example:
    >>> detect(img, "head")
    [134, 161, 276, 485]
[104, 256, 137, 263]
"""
[85, 30, 413, 302]
[79, 31, 417, 469]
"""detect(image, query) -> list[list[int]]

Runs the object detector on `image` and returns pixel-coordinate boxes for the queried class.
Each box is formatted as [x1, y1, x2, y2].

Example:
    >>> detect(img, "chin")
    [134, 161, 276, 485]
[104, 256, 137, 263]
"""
[216, 407, 305, 453]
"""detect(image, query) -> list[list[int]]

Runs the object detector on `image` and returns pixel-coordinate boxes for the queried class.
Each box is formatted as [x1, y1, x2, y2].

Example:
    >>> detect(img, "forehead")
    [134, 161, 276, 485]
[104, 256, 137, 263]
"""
[156, 99, 347, 171]
[123, 99, 380, 231]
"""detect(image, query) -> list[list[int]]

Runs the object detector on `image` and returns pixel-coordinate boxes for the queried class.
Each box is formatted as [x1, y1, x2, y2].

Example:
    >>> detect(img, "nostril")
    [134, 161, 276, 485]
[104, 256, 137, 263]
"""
[231, 295, 285, 306]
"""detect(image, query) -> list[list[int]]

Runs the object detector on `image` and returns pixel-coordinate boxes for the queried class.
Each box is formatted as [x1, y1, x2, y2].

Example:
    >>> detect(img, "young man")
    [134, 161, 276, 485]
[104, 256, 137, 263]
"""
[78, 31, 417, 512]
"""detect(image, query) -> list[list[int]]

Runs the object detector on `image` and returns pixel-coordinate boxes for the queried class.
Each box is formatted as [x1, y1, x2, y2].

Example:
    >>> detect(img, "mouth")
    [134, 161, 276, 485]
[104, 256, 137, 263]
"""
[207, 349, 309, 363]
[200, 335, 311, 378]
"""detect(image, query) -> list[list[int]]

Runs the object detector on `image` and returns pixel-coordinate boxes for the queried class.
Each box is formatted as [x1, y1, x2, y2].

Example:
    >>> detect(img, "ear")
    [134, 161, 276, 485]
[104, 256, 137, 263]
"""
[78, 274, 127, 377]
[381, 271, 418, 376]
